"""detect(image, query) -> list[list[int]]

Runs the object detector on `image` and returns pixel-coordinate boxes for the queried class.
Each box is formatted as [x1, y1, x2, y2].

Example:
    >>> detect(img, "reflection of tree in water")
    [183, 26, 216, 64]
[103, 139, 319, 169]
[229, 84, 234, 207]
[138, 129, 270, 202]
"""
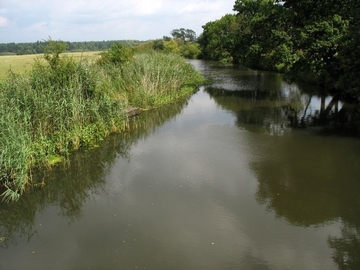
[282, 94, 360, 136]
[206, 82, 360, 269]
[206, 83, 360, 137]
[250, 135, 360, 269]
[328, 225, 360, 270]
[206, 85, 300, 135]
[0, 97, 189, 247]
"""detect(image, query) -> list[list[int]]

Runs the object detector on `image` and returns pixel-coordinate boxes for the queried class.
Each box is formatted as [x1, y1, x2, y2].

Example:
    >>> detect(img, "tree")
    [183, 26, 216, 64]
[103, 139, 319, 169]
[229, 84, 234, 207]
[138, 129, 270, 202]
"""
[171, 28, 197, 43]
[152, 39, 165, 51]
[199, 14, 238, 62]
[163, 39, 180, 54]
[43, 38, 67, 69]
[180, 43, 201, 59]
[336, 0, 360, 97]
[97, 43, 134, 65]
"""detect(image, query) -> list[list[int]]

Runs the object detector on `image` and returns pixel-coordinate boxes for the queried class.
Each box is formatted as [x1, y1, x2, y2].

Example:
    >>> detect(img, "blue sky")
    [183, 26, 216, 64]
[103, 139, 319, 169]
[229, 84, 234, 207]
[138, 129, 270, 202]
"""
[0, 0, 235, 43]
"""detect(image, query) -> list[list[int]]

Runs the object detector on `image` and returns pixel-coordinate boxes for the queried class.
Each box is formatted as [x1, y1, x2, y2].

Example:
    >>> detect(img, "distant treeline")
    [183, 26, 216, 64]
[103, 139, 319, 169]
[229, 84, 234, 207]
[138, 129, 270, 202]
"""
[0, 40, 143, 55]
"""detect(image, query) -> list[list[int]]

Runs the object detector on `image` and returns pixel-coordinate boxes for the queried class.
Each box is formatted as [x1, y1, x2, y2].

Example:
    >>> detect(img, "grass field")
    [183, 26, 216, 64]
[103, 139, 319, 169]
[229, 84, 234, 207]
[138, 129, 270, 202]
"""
[0, 51, 101, 78]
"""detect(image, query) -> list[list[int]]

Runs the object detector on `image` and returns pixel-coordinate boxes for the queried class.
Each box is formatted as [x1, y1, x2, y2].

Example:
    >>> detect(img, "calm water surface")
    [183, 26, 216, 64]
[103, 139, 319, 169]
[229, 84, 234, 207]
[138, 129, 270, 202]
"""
[1, 60, 360, 270]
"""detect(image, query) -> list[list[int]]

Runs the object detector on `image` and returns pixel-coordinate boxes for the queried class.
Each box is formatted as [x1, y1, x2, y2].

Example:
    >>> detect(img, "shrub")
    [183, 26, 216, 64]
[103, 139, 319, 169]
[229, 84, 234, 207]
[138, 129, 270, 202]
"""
[97, 43, 134, 65]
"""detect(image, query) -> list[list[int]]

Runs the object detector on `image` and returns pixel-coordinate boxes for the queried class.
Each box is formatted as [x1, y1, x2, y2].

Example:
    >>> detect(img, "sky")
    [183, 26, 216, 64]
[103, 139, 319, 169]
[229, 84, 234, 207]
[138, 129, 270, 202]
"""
[0, 0, 235, 43]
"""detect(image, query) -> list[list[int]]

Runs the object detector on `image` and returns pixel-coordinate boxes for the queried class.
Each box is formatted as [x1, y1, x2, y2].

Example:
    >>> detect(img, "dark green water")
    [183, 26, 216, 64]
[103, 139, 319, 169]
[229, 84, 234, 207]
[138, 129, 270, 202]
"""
[1, 60, 360, 270]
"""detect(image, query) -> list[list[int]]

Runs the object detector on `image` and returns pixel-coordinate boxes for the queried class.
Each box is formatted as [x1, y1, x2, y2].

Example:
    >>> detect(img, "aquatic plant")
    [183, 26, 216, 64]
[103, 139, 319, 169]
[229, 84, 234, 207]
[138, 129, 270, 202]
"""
[0, 49, 204, 203]
[107, 51, 205, 108]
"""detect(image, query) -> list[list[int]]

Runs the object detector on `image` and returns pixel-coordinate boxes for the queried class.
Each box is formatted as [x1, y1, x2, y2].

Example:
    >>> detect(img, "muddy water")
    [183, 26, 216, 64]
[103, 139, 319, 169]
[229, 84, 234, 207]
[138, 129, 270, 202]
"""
[1, 60, 360, 270]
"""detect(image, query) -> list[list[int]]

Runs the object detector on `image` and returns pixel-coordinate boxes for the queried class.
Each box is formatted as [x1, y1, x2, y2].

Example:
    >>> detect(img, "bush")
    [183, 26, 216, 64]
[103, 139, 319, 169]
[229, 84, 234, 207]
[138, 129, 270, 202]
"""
[97, 43, 134, 65]
[180, 43, 201, 59]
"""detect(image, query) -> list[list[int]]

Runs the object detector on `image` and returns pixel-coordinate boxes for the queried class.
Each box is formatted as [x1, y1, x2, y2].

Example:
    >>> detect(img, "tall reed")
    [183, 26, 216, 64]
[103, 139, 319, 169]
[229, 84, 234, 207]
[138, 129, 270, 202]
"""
[106, 51, 204, 108]
[0, 57, 127, 202]
[0, 52, 204, 202]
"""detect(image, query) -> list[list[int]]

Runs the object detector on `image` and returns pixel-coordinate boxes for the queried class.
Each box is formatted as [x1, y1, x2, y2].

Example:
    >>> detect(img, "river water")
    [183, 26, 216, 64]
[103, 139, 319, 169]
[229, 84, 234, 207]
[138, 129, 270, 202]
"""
[1, 60, 360, 270]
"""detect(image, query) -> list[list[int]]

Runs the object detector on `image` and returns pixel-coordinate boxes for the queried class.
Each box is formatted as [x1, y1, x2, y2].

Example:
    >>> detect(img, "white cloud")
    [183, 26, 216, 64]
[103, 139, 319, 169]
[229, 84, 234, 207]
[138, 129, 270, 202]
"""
[0, 16, 9, 27]
[179, 1, 226, 14]
[133, 0, 164, 15]
[0, 0, 235, 42]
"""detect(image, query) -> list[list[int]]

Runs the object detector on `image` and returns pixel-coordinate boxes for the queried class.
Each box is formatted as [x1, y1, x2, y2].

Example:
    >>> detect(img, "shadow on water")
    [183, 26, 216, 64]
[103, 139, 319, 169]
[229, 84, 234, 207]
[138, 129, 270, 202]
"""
[0, 97, 190, 248]
[248, 134, 360, 270]
[206, 86, 360, 137]
[195, 59, 360, 137]
[196, 60, 360, 270]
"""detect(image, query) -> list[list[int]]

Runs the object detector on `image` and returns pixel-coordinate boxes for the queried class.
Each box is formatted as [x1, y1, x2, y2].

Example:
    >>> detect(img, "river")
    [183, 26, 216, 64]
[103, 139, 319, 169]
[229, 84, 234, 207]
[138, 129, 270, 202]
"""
[1, 60, 360, 270]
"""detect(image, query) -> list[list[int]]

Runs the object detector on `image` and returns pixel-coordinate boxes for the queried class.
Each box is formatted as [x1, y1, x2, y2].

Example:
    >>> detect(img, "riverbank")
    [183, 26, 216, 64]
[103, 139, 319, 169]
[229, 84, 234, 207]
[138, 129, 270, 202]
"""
[0, 51, 205, 202]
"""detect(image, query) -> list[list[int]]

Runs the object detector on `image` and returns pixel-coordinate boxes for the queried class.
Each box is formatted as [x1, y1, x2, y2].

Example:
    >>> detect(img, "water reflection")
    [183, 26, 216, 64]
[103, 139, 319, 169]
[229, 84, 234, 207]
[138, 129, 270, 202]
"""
[0, 98, 189, 247]
[328, 225, 360, 270]
[193, 60, 360, 270]
[2, 60, 360, 270]
[192, 60, 360, 137]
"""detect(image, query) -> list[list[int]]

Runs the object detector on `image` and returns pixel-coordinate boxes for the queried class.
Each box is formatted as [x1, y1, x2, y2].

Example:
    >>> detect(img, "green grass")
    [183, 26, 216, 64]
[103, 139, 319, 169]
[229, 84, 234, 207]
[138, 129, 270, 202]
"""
[0, 51, 204, 203]
[0, 51, 101, 79]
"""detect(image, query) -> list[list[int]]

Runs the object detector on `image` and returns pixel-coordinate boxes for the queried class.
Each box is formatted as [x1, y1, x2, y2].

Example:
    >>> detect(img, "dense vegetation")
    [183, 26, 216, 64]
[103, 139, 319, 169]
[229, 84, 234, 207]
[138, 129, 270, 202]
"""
[198, 0, 360, 97]
[0, 41, 204, 202]
[135, 28, 201, 59]
[0, 39, 143, 55]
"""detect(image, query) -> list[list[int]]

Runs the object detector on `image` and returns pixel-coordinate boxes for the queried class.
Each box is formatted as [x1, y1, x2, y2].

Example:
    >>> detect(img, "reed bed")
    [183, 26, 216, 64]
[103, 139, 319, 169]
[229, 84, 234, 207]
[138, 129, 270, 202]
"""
[108, 52, 204, 107]
[0, 51, 204, 202]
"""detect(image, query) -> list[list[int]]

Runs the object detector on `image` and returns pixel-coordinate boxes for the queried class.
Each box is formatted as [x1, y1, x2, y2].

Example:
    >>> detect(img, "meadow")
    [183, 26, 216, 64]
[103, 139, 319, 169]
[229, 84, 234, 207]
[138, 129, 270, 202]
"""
[0, 51, 101, 78]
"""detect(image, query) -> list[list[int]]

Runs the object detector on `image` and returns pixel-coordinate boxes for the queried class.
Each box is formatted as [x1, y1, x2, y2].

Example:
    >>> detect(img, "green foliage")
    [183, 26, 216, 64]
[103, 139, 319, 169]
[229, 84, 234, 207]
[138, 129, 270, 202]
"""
[97, 43, 134, 65]
[286, 15, 348, 86]
[0, 49, 204, 203]
[133, 28, 200, 59]
[0, 40, 143, 55]
[180, 43, 201, 59]
[152, 40, 165, 51]
[199, 14, 238, 62]
[134, 41, 155, 53]
[335, 0, 360, 97]
[43, 38, 67, 68]
[163, 39, 180, 54]
[105, 51, 205, 108]
[171, 28, 197, 43]
[198, 0, 360, 96]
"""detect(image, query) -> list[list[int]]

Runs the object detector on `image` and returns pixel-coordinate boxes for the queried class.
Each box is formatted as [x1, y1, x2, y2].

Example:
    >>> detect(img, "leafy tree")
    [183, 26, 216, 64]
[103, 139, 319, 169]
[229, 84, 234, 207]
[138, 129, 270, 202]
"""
[163, 39, 180, 54]
[198, 0, 360, 96]
[97, 43, 134, 65]
[163, 36, 172, 41]
[0, 40, 142, 55]
[152, 39, 165, 51]
[180, 43, 201, 59]
[232, 0, 289, 69]
[199, 14, 238, 62]
[171, 28, 197, 43]
[336, 0, 360, 97]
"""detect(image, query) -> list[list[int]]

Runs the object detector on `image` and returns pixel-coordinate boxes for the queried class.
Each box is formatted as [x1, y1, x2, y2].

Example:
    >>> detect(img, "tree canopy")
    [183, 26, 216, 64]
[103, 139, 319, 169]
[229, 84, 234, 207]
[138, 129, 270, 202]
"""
[198, 0, 360, 98]
[171, 28, 197, 43]
[0, 40, 142, 55]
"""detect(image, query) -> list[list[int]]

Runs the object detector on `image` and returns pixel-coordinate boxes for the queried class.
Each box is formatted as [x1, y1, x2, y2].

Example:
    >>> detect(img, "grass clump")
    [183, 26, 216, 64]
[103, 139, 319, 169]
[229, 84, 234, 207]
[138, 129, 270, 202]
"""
[107, 51, 204, 108]
[0, 42, 204, 203]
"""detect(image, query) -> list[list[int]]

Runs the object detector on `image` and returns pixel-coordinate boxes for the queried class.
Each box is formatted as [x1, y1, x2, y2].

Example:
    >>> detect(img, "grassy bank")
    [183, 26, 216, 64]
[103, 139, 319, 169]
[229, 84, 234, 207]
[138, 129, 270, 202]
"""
[0, 51, 204, 202]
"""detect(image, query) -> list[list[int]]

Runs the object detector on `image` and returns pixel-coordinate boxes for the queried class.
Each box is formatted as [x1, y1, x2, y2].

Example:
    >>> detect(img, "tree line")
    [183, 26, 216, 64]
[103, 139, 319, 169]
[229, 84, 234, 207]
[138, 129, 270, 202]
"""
[198, 0, 360, 98]
[134, 28, 201, 59]
[0, 40, 142, 55]
[3, 0, 360, 98]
